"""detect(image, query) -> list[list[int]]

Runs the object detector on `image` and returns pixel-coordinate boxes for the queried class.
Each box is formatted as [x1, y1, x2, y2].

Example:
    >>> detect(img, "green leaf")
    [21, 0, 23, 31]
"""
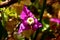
[42, 20, 49, 32]
[0, 21, 8, 39]
[1, 11, 5, 27]
[43, 18, 50, 24]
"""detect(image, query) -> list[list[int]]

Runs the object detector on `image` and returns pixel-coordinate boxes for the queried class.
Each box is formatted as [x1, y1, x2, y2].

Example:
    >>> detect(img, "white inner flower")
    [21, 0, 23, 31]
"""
[27, 17, 34, 25]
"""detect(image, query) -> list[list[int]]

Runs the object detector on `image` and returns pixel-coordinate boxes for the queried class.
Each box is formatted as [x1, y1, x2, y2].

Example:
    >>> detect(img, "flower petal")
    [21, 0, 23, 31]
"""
[34, 18, 38, 23]
[25, 6, 34, 17]
[20, 5, 34, 20]
[20, 11, 27, 20]
[18, 23, 31, 34]
[50, 18, 60, 23]
[22, 19, 28, 26]
[32, 22, 42, 31]
[18, 23, 25, 34]
[27, 11, 34, 18]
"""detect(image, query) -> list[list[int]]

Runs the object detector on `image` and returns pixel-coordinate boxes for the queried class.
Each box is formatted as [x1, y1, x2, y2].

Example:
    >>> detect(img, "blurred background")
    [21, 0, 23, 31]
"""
[0, 0, 60, 40]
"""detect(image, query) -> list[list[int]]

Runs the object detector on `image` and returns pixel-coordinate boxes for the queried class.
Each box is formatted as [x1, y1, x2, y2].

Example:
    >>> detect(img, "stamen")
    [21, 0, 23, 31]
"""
[27, 17, 34, 25]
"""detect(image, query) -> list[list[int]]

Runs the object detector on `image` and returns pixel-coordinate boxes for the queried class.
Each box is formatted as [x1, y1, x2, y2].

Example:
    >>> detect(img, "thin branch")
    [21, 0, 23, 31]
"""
[33, 0, 46, 40]
[0, 0, 18, 8]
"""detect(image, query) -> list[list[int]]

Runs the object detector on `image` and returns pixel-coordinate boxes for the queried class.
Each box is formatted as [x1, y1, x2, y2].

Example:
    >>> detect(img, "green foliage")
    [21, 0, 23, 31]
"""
[42, 19, 49, 32]
[0, 7, 18, 39]
[0, 21, 8, 40]
[0, 7, 18, 27]
[43, 18, 50, 24]
[0, 7, 17, 18]
[4, 7, 17, 18]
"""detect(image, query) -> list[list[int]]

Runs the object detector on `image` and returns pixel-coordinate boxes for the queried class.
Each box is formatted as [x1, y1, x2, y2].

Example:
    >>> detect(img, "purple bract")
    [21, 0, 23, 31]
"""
[18, 5, 42, 34]
[50, 18, 60, 24]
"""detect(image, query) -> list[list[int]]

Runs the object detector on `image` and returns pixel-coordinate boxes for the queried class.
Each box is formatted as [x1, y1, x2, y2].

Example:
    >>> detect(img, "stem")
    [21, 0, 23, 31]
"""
[33, 0, 46, 40]
[40, 0, 46, 23]
[1, 10, 5, 27]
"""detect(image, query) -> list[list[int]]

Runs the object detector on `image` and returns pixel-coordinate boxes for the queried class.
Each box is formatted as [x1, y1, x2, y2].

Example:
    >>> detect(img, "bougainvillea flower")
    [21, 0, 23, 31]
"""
[18, 5, 42, 34]
[50, 18, 60, 24]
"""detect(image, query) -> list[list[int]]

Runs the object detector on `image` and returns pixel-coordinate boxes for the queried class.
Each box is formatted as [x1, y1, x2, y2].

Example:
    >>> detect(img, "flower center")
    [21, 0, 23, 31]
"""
[27, 17, 34, 25]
